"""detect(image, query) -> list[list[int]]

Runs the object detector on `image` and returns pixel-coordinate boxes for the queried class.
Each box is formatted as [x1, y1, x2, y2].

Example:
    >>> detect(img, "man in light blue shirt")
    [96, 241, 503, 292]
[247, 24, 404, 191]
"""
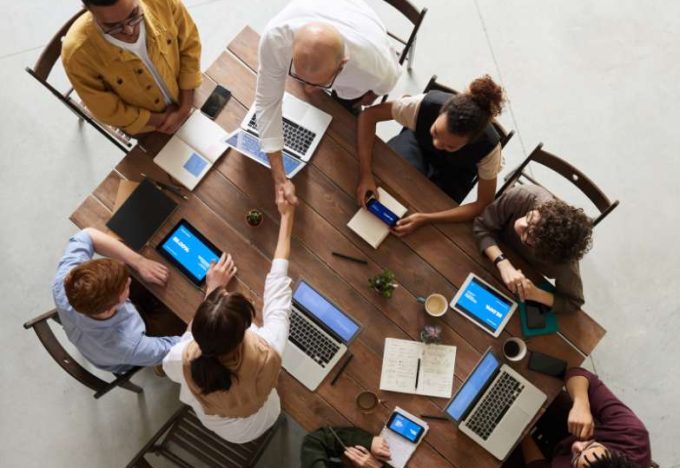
[52, 228, 182, 373]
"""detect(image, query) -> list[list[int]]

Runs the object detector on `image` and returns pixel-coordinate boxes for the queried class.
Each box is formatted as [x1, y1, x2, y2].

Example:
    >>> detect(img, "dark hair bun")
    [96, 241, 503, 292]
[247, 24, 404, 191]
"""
[468, 75, 505, 118]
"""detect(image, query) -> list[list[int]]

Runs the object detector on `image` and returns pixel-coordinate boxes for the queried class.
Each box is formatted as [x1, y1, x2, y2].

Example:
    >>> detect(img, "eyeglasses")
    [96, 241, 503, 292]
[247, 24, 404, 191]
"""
[102, 11, 145, 36]
[520, 211, 538, 247]
[287, 59, 343, 90]
[571, 441, 606, 467]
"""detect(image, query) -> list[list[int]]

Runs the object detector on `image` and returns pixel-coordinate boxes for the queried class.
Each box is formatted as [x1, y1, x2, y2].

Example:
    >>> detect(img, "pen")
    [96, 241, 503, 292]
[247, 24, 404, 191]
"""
[332, 252, 368, 265]
[330, 353, 353, 386]
[415, 357, 421, 390]
[327, 426, 348, 449]
[420, 415, 449, 421]
[141, 173, 188, 200]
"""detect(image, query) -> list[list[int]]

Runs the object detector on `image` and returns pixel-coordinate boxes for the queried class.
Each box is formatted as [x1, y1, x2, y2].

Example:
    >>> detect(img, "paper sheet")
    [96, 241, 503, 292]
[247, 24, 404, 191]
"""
[347, 187, 407, 249]
[176, 111, 229, 162]
[380, 338, 456, 399]
[379, 407, 429, 468]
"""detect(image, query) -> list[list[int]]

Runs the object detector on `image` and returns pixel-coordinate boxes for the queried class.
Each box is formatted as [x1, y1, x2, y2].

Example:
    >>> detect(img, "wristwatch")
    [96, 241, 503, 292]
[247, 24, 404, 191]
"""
[493, 254, 507, 266]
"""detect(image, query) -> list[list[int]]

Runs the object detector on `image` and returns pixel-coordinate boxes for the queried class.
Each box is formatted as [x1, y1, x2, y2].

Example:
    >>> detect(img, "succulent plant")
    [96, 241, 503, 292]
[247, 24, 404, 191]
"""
[246, 209, 263, 227]
[368, 269, 397, 298]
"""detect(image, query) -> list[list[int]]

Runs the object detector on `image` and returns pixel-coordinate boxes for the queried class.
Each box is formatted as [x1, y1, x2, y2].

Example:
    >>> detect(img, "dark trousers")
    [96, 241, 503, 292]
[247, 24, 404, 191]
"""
[129, 278, 187, 337]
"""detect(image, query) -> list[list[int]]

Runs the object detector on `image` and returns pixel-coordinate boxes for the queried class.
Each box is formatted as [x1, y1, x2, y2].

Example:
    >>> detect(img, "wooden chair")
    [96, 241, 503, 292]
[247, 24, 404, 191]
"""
[127, 405, 284, 468]
[25, 9, 135, 152]
[23, 308, 143, 399]
[424, 75, 515, 148]
[382, 0, 428, 71]
[496, 143, 619, 227]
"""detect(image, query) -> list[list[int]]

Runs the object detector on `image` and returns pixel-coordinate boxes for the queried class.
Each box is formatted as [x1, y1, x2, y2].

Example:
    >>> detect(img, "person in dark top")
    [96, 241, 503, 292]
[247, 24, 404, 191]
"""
[301, 426, 391, 468]
[356, 75, 506, 236]
[521, 368, 651, 468]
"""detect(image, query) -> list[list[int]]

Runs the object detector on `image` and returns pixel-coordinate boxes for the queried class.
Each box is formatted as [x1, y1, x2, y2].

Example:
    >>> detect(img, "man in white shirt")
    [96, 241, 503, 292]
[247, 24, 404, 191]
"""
[256, 0, 401, 205]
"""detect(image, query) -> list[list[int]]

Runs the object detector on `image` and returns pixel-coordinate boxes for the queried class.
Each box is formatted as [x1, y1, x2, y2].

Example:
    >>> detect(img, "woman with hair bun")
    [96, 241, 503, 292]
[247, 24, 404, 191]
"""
[356, 74, 506, 236]
[163, 188, 295, 443]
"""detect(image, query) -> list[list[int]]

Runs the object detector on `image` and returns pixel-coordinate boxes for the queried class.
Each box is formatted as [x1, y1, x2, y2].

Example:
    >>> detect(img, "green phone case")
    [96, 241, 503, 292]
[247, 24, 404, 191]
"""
[519, 280, 559, 337]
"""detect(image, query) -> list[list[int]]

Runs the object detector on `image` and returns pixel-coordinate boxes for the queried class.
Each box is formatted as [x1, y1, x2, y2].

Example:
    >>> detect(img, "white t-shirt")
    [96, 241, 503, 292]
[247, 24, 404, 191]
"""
[103, 21, 174, 106]
[163, 259, 292, 443]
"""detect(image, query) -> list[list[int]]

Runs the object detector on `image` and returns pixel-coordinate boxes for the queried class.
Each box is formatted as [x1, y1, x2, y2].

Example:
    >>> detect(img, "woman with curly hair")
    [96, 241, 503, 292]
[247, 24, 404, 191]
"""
[356, 74, 506, 236]
[473, 185, 594, 313]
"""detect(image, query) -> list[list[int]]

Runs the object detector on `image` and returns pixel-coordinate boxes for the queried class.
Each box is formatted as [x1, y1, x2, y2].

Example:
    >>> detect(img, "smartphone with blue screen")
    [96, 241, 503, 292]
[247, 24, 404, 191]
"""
[366, 196, 399, 227]
[387, 412, 425, 444]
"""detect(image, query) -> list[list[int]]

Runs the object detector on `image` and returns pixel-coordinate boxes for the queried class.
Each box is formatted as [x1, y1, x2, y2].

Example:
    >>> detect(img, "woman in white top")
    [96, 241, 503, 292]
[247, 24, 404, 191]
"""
[163, 188, 295, 443]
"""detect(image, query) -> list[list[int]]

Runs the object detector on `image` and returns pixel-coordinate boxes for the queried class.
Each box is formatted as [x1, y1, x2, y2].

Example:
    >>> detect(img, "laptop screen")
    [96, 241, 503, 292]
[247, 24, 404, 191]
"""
[454, 276, 514, 333]
[293, 281, 360, 343]
[445, 351, 501, 423]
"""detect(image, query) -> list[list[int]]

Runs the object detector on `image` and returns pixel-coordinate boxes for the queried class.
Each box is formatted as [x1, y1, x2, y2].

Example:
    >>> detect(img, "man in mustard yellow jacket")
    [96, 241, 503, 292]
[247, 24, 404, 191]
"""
[62, 0, 201, 135]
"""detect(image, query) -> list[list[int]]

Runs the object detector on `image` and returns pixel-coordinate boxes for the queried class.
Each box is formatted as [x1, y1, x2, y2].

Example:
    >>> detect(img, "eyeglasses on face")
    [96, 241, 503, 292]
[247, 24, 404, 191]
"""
[102, 10, 145, 36]
[287, 59, 343, 90]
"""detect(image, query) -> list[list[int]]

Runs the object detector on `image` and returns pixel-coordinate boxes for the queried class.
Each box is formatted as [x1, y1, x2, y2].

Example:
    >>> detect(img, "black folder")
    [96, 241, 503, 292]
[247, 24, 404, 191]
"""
[106, 179, 177, 251]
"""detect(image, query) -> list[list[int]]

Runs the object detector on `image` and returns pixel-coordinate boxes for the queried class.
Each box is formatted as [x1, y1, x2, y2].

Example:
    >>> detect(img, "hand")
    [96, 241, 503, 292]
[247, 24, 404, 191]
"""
[276, 186, 295, 218]
[344, 445, 383, 468]
[518, 276, 539, 302]
[205, 253, 237, 294]
[392, 213, 429, 237]
[134, 257, 169, 286]
[497, 261, 527, 300]
[276, 179, 298, 206]
[356, 174, 378, 207]
[370, 436, 391, 461]
[568, 400, 595, 440]
[157, 106, 190, 134]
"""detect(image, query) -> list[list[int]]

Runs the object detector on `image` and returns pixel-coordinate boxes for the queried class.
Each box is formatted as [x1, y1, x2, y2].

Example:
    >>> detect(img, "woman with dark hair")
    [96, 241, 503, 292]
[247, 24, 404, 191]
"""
[356, 74, 506, 236]
[163, 188, 295, 443]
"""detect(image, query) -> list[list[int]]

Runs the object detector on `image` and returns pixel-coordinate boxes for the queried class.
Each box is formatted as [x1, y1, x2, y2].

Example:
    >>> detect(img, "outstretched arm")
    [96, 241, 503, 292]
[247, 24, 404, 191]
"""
[356, 102, 394, 207]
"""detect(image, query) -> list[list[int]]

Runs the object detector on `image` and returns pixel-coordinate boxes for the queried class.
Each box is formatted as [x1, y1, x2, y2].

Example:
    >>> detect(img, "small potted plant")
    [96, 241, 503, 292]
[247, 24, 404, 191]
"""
[420, 325, 442, 345]
[368, 269, 397, 298]
[246, 209, 263, 227]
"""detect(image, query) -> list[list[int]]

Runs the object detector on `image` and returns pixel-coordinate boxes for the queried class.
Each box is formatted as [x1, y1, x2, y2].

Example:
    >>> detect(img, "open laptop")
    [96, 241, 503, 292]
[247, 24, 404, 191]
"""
[283, 280, 361, 391]
[444, 348, 546, 461]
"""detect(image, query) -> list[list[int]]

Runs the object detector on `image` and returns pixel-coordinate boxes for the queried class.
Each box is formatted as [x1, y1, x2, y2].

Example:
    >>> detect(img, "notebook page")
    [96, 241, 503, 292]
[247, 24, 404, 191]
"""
[176, 112, 229, 163]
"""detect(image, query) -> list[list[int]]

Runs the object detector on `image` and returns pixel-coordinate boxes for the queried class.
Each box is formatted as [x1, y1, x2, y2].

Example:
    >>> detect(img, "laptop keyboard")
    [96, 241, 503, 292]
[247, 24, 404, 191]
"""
[247, 114, 316, 156]
[467, 372, 525, 440]
[289, 309, 340, 367]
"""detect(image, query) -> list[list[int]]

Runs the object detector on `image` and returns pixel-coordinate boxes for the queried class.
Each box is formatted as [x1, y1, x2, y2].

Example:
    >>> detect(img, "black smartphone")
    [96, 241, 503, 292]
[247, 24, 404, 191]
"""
[200, 85, 231, 119]
[386, 411, 426, 444]
[366, 196, 399, 227]
[526, 302, 546, 329]
[528, 351, 567, 378]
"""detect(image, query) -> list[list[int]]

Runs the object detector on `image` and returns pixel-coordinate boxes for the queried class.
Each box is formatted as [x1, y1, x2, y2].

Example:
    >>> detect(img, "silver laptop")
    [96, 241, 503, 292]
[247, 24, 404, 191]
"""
[444, 348, 546, 461]
[240, 92, 332, 163]
[283, 280, 361, 391]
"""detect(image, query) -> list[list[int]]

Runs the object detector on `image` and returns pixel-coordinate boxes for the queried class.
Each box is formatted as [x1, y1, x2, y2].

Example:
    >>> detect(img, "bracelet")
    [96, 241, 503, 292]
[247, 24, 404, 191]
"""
[493, 254, 507, 266]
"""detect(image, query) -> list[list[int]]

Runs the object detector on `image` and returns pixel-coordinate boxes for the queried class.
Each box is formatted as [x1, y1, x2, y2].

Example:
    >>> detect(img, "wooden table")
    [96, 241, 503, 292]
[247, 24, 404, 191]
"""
[70, 27, 605, 467]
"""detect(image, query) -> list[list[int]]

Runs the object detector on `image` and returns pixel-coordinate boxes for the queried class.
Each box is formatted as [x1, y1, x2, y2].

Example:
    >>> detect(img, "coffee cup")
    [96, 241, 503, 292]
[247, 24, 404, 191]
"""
[417, 293, 448, 317]
[503, 337, 527, 362]
[355, 391, 379, 413]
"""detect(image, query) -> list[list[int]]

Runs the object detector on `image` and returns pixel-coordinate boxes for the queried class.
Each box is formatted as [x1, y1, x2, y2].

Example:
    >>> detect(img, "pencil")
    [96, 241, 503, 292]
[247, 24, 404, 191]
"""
[330, 353, 353, 386]
[332, 252, 368, 265]
[420, 415, 449, 421]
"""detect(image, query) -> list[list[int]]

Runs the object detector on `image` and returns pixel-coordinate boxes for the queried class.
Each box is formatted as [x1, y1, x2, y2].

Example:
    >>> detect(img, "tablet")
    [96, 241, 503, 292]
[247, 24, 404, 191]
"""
[450, 273, 517, 337]
[156, 219, 222, 286]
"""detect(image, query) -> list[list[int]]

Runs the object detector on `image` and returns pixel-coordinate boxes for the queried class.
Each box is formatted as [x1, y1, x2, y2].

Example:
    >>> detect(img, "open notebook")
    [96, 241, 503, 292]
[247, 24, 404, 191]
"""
[347, 187, 407, 249]
[380, 338, 456, 399]
[153, 112, 229, 190]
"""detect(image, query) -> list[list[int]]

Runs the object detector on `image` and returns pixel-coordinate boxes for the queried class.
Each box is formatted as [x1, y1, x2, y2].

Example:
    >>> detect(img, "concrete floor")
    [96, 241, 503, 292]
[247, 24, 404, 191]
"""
[1, 0, 678, 466]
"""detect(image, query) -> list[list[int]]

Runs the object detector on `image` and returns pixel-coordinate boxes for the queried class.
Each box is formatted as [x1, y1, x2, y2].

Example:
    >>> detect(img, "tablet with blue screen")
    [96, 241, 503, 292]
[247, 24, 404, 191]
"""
[156, 219, 222, 286]
[450, 273, 517, 337]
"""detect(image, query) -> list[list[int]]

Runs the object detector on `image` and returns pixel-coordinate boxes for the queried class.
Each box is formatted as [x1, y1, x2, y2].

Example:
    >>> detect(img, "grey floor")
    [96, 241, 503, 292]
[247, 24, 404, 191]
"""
[1, 0, 678, 466]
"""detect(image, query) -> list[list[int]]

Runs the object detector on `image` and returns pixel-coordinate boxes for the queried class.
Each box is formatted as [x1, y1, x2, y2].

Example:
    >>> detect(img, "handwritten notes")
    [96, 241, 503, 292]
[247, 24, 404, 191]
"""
[380, 338, 456, 398]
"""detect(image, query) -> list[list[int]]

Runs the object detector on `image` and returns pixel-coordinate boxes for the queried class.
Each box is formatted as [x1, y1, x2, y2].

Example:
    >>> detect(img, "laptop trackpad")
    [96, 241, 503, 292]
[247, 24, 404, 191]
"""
[495, 406, 531, 440]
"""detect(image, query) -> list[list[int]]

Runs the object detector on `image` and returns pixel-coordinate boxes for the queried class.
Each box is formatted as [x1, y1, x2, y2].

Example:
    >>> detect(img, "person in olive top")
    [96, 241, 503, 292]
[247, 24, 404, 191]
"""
[356, 75, 506, 236]
[62, 0, 201, 135]
[473, 185, 593, 314]
[301, 426, 391, 468]
[521, 368, 651, 468]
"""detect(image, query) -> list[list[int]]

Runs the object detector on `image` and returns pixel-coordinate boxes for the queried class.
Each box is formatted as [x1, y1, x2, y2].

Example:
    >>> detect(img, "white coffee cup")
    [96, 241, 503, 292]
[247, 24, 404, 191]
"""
[418, 293, 448, 317]
[503, 337, 527, 362]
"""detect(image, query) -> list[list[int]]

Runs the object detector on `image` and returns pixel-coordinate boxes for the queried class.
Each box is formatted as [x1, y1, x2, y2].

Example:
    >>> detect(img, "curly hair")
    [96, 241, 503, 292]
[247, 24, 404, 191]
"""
[531, 199, 593, 264]
[441, 74, 506, 140]
[584, 450, 638, 468]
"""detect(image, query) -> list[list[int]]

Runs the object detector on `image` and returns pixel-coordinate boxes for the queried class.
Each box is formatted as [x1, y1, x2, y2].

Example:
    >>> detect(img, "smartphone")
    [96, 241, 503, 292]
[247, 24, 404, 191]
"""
[366, 196, 399, 227]
[528, 351, 567, 378]
[387, 412, 425, 444]
[526, 302, 546, 329]
[200, 85, 231, 119]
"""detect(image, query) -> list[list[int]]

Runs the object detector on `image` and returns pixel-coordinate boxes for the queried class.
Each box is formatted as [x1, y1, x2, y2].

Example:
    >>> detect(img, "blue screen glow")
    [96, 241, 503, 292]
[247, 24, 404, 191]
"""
[293, 282, 360, 343]
[388, 413, 424, 443]
[446, 352, 500, 422]
[456, 278, 513, 332]
[184, 152, 209, 177]
[160, 224, 220, 282]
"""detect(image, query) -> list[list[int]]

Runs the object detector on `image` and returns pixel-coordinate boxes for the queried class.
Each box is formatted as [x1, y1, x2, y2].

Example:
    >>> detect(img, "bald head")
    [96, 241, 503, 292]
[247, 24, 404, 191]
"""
[292, 22, 346, 87]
